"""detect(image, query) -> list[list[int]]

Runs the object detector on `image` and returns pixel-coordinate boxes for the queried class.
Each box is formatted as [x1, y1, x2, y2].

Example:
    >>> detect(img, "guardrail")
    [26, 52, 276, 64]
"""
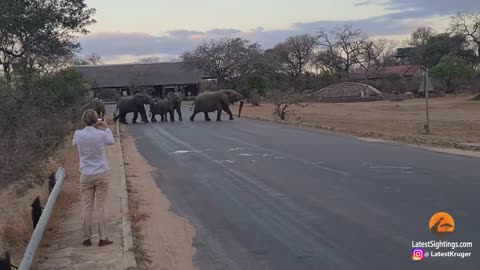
[17, 167, 66, 270]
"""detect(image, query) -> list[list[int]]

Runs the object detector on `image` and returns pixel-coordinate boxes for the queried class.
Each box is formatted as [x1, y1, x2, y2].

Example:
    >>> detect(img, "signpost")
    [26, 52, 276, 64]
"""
[419, 68, 434, 134]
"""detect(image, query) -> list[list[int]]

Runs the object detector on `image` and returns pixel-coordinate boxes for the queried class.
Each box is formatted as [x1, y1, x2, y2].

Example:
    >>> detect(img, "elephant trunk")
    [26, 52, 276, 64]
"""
[238, 100, 244, 118]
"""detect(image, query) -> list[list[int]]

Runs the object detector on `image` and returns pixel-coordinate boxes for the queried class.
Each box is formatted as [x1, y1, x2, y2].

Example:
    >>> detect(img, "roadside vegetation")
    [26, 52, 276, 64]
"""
[0, 0, 96, 260]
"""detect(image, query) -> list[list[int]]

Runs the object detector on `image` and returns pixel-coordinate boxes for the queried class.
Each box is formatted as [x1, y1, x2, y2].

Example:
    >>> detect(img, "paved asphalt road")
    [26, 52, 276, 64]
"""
[120, 106, 479, 270]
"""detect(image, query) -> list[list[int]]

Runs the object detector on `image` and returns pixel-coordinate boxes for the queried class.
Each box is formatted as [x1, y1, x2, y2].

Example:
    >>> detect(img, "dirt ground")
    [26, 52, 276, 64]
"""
[121, 132, 197, 270]
[232, 95, 480, 149]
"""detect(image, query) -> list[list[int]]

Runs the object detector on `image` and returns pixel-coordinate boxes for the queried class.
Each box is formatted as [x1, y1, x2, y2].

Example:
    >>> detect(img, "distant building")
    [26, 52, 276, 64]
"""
[350, 65, 424, 92]
[73, 61, 213, 98]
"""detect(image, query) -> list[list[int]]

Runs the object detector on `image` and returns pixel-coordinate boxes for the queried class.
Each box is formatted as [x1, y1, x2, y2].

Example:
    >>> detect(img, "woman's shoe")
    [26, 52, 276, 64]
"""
[98, 238, 113, 247]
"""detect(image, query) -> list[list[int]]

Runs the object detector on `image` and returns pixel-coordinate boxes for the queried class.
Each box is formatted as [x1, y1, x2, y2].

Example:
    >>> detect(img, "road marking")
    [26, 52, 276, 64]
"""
[370, 166, 413, 170]
[228, 148, 244, 151]
[171, 149, 212, 154]
[239, 153, 254, 157]
[214, 160, 235, 164]
[172, 150, 194, 154]
[219, 136, 353, 177]
[153, 126, 283, 197]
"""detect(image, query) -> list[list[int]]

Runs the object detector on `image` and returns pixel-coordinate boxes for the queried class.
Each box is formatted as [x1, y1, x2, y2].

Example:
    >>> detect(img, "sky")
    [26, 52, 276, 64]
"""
[80, 0, 480, 64]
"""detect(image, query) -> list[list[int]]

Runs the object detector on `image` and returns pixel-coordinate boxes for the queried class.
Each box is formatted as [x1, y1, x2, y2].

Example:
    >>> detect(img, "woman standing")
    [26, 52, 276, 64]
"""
[73, 109, 115, 247]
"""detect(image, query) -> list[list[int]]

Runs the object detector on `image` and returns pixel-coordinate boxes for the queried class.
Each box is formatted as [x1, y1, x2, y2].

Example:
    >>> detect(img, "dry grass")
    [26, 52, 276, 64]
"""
[33, 138, 81, 268]
[232, 95, 480, 149]
[126, 179, 153, 270]
[121, 126, 152, 270]
[0, 136, 77, 265]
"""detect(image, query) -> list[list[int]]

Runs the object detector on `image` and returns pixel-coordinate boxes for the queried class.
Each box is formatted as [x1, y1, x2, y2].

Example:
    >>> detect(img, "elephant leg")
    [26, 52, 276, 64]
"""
[169, 110, 175, 122]
[132, 112, 138, 124]
[216, 109, 222, 121]
[176, 106, 183, 121]
[222, 104, 234, 120]
[190, 111, 199, 122]
[139, 107, 149, 123]
[204, 112, 211, 121]
[160, 114, 165, 122]
[151, 114, 156, 122]
[142, 112, 149, 123]
[120, 114, 128, 125]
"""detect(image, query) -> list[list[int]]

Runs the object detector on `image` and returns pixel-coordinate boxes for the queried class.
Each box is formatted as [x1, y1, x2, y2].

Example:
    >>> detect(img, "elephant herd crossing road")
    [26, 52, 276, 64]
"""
[112, 89, 244, 125]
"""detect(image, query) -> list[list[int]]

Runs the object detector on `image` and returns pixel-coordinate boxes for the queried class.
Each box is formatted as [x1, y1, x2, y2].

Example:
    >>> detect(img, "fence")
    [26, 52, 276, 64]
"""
[0, 167, 66, 270]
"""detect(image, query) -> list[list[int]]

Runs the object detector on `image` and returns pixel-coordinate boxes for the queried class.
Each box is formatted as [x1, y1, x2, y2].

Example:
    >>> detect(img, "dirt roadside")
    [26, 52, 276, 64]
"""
[232, 96, 480, 150]
[121, 130, 197, 270]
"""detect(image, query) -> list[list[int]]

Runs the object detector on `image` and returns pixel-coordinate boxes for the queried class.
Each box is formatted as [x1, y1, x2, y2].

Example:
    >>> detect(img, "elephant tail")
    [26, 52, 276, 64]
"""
[113, 104, 119, 121]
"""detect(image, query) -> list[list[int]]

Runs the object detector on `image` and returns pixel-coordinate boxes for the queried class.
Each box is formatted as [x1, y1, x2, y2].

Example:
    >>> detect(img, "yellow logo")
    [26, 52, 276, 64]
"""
[429, 212, 455, 236]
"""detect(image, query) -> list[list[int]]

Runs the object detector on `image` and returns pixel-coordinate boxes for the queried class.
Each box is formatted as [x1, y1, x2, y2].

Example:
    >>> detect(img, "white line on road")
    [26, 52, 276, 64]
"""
[153, 127, 283, 197]
[370, 166, 413, 170]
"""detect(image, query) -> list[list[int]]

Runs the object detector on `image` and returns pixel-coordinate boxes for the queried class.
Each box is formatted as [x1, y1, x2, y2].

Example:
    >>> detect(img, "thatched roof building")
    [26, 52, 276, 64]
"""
[73, 61, 211, 97]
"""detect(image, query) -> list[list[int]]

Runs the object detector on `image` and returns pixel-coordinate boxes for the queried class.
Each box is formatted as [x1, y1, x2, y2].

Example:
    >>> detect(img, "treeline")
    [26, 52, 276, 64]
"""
[0, 0, 95, 184]
[182, 12, 480, 96]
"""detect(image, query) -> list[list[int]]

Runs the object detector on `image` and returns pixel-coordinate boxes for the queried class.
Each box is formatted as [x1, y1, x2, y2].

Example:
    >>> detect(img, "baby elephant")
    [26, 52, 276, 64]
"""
[149, 100, 169, 122]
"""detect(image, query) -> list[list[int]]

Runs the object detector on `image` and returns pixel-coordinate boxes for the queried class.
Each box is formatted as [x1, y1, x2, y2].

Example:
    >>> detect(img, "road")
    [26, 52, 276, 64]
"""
[123, 106, 479, 270]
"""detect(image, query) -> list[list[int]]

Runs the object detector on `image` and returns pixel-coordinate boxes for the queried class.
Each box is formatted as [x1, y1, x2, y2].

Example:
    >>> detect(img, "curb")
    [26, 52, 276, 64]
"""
[116, 121, 137, 270]
[241, 115, 480, 155]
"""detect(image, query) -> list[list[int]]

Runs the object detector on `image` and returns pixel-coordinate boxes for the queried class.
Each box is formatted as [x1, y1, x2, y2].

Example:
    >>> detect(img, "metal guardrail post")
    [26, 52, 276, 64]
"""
[18, 167, 66, 270]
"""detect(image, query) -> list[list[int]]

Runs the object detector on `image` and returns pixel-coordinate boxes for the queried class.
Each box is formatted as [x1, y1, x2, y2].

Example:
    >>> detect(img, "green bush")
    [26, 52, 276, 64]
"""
[0, 69, 89, 185]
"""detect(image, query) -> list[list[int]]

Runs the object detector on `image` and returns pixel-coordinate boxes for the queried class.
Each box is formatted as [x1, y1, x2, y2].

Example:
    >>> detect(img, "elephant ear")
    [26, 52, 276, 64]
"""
[225, 90, 238, 104]
[219, 91, 230, 105]
[133, 94, 147, 106]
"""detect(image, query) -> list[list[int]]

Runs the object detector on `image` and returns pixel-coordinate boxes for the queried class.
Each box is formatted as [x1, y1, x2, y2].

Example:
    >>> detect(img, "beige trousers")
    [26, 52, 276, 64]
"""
[80, 172, 110, 240]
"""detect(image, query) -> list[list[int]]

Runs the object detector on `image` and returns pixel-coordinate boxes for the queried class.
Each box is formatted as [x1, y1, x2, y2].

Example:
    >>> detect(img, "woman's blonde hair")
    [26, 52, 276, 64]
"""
[82, 109, 99, 126]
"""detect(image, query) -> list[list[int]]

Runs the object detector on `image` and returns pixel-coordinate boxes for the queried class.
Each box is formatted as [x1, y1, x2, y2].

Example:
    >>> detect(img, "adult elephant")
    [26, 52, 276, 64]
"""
[113, 94, 152, 124]
[165, 92, 183, 122]
[190, 89, 243, 122]
[81, 99, 106, 118]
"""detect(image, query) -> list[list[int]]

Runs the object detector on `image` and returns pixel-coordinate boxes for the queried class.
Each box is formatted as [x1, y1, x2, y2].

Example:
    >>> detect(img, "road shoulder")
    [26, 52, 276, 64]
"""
[37, 130, 131, 269]
[121, 129, 197, 270]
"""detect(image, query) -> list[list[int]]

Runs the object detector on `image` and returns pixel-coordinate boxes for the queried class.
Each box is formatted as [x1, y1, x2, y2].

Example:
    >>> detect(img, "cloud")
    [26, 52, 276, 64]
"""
[79, 2, 479, 63]
[354, 1, 376, 7]
[206, 29, 242, 36]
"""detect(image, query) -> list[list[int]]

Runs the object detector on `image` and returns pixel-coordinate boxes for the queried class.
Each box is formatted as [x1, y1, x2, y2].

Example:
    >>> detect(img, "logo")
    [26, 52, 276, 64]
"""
[429, 212, 455, 237]
[412, 249, 425, 261]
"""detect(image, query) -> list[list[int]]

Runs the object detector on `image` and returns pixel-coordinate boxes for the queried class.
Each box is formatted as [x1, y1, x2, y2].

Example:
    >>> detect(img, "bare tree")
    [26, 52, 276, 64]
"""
[181, 38, 261, 87]
[265, 75, 304, 120]
[70, 53, 103, 65]
[410, 27, 436, 47]
[354, 39, 397, 80]
[450, 12, 480, 57]
[267, 88, 304, 120]
[138, 56, 162, 63]
[315, 25, 367, 74]
[272, 34, 317, 78]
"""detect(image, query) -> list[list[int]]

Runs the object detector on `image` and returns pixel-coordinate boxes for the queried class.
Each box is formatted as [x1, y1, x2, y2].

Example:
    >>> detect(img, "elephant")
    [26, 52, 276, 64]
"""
[165, 92, 183, 122]
[113, 94, 152, 124]
[81, 99, 106, 118]
[149, 99, 169, 122]
[190, 89, 243, 122]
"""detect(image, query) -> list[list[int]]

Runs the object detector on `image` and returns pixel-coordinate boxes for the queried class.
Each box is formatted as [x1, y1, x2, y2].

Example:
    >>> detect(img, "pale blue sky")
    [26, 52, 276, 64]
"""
[80, 0, 480, 63]
[85, 0, 387, 33]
